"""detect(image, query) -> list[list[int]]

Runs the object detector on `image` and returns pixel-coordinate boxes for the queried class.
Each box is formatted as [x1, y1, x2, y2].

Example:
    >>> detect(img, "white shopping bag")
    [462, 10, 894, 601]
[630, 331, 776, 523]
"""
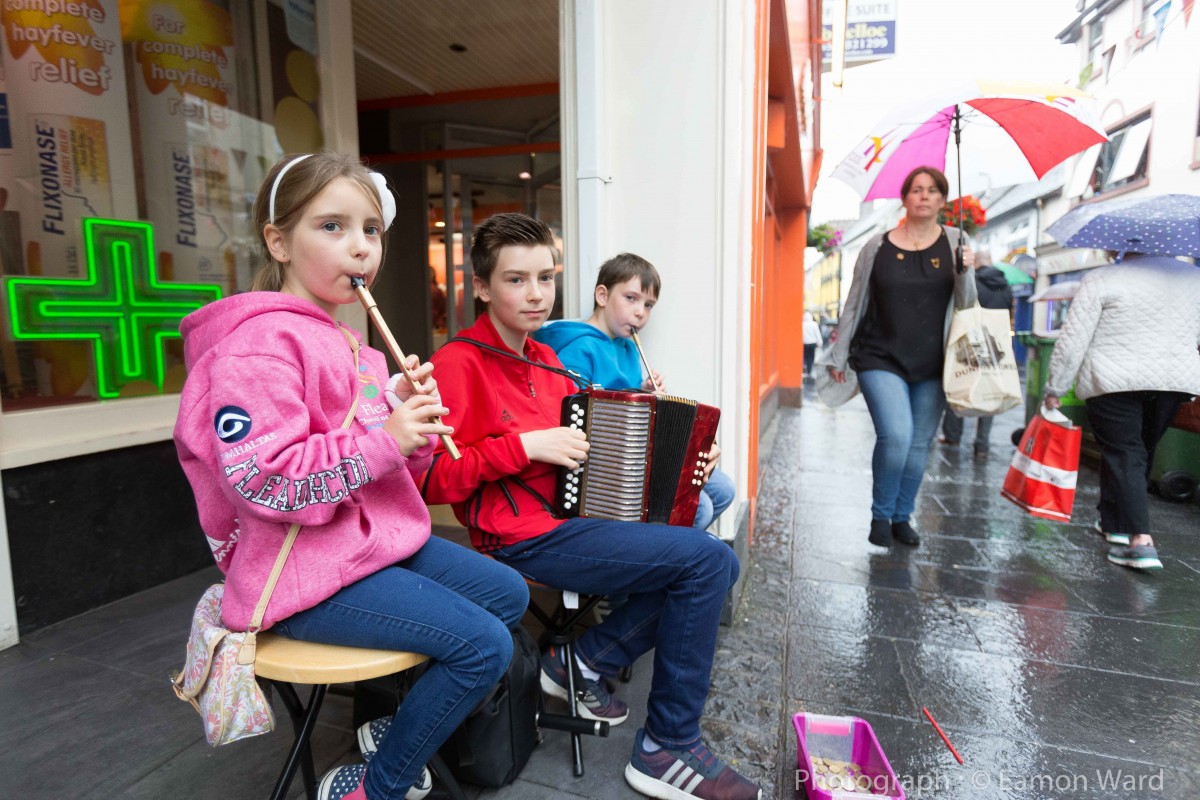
[943, 305, 1022, 417]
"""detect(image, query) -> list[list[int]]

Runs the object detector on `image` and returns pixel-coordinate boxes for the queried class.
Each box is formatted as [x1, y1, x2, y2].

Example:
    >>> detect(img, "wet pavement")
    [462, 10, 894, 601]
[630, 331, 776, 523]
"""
[2, 390, 1198, 799]
[733, 390, 1200, 800]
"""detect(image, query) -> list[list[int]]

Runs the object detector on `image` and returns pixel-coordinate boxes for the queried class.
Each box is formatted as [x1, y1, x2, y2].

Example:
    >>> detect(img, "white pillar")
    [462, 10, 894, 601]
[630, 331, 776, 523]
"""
[0, 495, 18, 650]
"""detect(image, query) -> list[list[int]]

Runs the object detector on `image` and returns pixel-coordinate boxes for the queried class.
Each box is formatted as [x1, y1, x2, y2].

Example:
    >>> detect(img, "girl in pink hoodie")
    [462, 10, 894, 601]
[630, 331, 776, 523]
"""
[174, 153, 528, 800]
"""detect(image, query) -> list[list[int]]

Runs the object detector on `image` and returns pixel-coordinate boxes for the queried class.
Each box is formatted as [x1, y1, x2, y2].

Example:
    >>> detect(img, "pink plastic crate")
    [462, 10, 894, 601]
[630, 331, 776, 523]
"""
[793, 713, 904, 799]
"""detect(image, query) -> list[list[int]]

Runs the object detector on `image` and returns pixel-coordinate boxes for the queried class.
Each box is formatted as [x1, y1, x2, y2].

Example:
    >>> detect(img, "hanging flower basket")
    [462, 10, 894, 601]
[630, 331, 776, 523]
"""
[939, 195, 987, 235]
[807, 223, 843, 256]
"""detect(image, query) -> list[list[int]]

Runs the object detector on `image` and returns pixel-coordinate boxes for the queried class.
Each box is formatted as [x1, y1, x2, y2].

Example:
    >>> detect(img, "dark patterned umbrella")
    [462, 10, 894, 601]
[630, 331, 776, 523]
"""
[1047, 194, 1200, 258]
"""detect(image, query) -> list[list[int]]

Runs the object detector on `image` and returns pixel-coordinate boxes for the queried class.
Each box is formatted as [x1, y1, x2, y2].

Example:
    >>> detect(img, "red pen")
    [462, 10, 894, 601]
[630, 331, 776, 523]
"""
[922, 706, 964, 765]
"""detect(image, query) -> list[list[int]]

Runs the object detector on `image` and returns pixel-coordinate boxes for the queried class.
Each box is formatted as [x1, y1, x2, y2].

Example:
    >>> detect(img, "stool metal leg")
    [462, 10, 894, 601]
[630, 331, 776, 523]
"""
[427, 751, 468, 800]
[269, 681, 327, 800]
[526, 594, 611, 778]
[562, 638, 585, 777]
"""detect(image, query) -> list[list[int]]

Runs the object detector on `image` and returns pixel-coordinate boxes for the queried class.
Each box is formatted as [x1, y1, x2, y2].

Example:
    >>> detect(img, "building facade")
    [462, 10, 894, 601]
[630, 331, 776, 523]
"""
[1037, 0, 1200, 328]
[0, 0, 819, 647]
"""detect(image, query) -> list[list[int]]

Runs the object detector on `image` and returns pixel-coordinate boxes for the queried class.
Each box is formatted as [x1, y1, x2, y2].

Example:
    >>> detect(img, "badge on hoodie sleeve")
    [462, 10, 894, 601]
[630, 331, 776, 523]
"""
[214, 406, 252, 443]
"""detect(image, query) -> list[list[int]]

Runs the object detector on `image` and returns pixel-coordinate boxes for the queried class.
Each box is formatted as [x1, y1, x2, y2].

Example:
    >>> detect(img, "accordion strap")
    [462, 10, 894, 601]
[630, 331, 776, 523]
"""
[237, 325, 362, 665]
[445, 337, 589, 389]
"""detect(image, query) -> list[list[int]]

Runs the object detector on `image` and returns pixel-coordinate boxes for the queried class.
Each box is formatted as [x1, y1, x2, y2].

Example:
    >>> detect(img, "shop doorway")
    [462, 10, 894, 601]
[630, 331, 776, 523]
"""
[350, 0, 561, 363]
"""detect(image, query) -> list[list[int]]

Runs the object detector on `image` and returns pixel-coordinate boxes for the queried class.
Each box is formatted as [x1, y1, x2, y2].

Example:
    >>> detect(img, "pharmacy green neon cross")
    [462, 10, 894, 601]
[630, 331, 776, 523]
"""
[5, 218, 223, 398]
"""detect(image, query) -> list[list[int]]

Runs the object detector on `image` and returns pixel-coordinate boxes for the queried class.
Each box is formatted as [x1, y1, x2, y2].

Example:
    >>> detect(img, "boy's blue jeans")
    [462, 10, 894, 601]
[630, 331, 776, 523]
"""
[272, 536, 529, 800]
[493, 516, 739, 748]
[694, 468, 735, 530]
[857, 369, 945, 522]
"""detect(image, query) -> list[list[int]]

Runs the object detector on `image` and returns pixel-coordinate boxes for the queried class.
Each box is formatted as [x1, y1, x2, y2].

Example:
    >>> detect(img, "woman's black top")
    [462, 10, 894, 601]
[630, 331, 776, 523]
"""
[850, 232, 955, 383]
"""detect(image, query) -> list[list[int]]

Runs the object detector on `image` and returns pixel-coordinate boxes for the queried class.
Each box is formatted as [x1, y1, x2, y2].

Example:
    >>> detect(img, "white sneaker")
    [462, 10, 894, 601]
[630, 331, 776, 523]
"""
[354, 718, 432, 799]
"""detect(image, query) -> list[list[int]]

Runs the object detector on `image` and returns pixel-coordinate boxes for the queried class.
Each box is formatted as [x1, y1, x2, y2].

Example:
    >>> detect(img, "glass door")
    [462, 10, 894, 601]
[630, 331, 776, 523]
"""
[426, 151, 561, 345]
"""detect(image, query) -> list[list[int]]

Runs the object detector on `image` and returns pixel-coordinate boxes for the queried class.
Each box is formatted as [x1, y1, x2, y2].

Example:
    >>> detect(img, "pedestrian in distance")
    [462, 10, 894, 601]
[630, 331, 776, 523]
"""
[1044, 251, 1200, 571]
[533, 251, 734, 531]
[803, 311, 824, 376]
[422, 213, 761, 800]
[826, 166, 978, 548]
[173, 152, 530, 800]
[939, 252, 1013, 457]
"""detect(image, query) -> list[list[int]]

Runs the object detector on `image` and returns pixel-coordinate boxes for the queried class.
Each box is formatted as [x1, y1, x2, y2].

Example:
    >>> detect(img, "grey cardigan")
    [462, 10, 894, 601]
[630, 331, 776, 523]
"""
[828, 225, 978, 372]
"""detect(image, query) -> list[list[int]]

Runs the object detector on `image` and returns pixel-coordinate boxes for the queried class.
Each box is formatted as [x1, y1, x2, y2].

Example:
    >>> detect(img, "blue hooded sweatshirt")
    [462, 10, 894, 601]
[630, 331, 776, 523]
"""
[533, 320, 644, 390]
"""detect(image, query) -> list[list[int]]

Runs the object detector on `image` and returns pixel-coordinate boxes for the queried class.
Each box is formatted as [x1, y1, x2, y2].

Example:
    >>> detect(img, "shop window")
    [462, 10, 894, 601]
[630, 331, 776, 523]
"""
[1086, 21, 1103, 70]
[1194, 94, 1200, 166]
[0, 1, 320, 411]
[1068, 114, 1151, 201]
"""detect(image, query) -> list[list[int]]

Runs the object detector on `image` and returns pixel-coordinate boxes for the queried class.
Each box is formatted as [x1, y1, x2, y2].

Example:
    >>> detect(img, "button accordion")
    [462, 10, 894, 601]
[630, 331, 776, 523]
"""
[554, 389, 720, 526]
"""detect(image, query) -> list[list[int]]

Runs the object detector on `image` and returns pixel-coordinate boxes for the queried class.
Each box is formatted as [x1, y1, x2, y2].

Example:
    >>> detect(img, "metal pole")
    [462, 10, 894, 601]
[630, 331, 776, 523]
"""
[953, 105, 967, 273]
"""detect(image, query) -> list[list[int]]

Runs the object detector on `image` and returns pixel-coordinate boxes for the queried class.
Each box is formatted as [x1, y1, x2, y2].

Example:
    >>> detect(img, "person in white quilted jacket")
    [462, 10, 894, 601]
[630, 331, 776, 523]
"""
[1044, 253, 1200, 571]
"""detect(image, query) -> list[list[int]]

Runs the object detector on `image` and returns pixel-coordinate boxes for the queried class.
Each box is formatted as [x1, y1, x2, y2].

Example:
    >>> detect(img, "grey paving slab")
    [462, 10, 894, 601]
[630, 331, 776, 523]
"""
[787, 578, 982, 652]
[785, 624, 916, 719]
[954, 596, 1200, 685]
[892, 639, 1200, 768]
[0, 654, 202, 799]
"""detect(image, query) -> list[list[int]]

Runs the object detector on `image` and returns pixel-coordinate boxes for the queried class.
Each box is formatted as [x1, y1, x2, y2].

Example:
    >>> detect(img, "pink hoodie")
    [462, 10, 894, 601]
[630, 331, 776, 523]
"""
[174, 292, 434, 631]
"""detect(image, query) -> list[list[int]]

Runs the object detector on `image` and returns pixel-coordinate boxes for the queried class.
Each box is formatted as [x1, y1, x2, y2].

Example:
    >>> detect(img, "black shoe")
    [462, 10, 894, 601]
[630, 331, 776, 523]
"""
[892, 521, 920, 546]
[868, 519, 894, 547]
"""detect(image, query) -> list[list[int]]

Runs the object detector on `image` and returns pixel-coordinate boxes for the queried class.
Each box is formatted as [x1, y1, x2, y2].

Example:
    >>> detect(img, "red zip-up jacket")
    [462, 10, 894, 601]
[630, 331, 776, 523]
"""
[422, 314, 579, 551]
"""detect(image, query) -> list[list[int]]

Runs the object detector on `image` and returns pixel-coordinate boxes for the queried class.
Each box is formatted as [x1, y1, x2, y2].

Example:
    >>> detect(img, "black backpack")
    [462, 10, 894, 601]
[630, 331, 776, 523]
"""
[437, 625, 541, 787]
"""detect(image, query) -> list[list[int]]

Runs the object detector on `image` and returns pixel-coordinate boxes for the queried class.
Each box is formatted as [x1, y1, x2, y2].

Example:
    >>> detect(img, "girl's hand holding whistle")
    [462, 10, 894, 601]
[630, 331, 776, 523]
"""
[384, 363, 450, 457]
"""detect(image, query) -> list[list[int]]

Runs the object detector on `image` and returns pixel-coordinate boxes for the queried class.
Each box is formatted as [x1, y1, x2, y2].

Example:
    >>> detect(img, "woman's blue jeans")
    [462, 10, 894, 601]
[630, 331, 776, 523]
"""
[493, 517, 739, 748]
[272, 536, 529, 800]
[857, 369, 946, 523]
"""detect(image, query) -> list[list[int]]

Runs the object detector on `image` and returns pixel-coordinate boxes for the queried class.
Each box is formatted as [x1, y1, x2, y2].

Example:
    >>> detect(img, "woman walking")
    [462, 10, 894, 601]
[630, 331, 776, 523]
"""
[826, 166, 976, 547]
[1045, 252, 1200, 571]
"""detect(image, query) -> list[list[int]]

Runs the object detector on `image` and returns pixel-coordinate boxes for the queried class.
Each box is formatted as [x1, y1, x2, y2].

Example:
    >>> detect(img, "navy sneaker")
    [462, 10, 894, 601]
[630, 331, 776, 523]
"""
[1108, 544, 1163, 571]
[1092, 521, 1130, 546]
[625, 728, 761, 800]
[318, 764, 367, 800]
[354, 718, 432, 799]
[540, 644, 629, 724]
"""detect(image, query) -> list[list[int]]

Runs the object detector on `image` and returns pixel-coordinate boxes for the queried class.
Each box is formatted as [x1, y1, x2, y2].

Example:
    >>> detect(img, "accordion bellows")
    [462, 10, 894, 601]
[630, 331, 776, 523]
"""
[554, 389, 720, 527]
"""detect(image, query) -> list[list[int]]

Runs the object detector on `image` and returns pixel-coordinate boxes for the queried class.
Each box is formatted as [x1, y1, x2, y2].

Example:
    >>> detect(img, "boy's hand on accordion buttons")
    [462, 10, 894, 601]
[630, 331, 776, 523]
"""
[701, 442, 721, 484]
[519, 426, 590, 469]
[384, 394, 452, 457]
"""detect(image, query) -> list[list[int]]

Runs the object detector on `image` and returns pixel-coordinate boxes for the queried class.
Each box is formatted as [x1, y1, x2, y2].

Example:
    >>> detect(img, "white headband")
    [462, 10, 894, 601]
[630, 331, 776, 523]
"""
[268, 153, 396, 231]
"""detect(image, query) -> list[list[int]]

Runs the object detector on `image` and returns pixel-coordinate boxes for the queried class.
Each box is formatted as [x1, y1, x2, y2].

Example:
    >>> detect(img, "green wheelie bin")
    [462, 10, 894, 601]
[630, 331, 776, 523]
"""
[1149, 399, 1200, 503]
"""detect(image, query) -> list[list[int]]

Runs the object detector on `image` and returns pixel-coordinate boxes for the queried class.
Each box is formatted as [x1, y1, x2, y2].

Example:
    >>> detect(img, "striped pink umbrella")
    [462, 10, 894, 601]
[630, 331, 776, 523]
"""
[833, 80, 1108, 202]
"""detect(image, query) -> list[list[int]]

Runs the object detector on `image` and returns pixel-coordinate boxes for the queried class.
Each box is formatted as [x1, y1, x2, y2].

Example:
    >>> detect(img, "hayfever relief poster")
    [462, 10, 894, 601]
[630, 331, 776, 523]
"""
[2, 0, 135, 278]
[120, 0, 262, 293]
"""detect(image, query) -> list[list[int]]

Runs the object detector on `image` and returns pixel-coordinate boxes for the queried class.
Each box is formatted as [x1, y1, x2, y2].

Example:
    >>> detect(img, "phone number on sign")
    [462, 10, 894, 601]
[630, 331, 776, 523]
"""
[847, 37, 890, 50]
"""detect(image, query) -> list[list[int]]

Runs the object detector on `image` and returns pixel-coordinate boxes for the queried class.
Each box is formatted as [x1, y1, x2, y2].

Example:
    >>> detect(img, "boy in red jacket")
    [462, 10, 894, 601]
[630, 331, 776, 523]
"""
[422, 213, 760, 800]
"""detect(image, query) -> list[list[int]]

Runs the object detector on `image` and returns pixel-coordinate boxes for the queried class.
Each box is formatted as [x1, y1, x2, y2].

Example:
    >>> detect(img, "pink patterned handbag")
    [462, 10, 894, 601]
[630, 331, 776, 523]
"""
[172, 582, 277, 745]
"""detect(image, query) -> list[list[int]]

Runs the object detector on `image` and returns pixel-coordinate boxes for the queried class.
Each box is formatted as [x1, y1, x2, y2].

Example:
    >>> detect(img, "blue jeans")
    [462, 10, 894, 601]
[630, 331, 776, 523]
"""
[492, 517, 739, 747]
[272, 536, 529, 800]
[857, 369, 946, 522]
[694, 468, 735, 529]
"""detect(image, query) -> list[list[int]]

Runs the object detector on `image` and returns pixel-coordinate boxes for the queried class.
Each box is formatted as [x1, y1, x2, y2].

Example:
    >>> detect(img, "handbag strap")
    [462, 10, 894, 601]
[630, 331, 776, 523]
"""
[237, 325, 362, 665]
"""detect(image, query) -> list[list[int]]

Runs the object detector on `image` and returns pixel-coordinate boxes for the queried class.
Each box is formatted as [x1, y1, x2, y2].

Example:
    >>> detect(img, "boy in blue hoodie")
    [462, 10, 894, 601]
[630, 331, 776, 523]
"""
[534, 253, 735, 530]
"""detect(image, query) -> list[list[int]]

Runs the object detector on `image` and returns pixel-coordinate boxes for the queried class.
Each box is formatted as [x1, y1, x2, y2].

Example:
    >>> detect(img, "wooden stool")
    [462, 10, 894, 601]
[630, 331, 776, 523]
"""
[254, 633, 465, 800]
